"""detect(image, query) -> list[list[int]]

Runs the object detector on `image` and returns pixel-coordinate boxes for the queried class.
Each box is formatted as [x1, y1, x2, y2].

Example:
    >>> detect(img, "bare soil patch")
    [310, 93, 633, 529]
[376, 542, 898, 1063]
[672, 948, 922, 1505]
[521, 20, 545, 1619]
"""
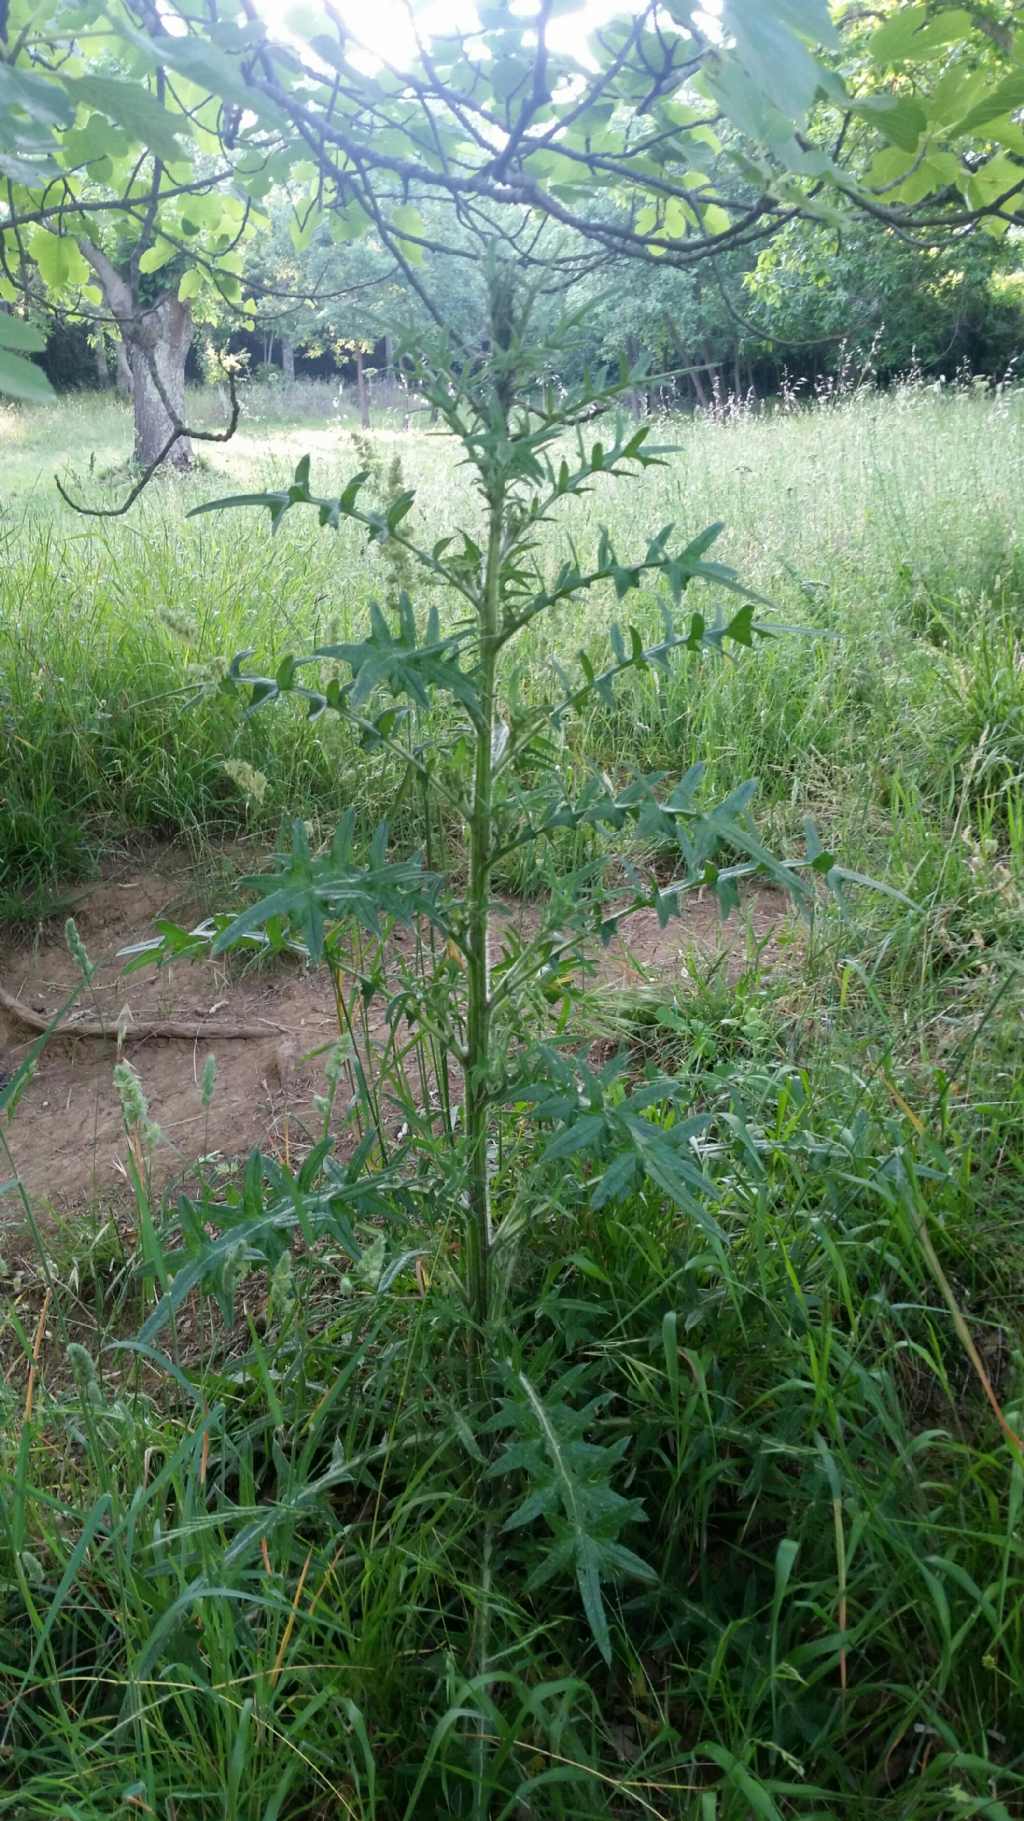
[0, 855, 797, 1217]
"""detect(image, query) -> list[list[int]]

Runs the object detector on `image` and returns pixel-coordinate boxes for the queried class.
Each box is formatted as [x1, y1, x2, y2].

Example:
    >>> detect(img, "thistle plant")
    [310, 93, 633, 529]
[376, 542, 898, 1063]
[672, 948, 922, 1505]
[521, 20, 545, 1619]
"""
[171, 265, 845, 1344]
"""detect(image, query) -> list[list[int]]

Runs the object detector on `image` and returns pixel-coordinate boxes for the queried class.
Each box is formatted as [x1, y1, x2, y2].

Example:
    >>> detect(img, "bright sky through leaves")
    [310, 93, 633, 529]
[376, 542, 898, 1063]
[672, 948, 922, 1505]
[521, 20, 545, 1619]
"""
[258, 0, 722, 70]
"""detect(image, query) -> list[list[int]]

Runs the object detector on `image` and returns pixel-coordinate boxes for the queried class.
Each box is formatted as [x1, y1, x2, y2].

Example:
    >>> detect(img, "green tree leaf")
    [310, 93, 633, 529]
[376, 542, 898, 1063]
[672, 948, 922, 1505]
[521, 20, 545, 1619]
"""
[0, 316, 47, 353]
[956, 74, 1024, 136]
[0, 345, 53, 402]
[0, 61, 74, 129]
[64, 76, 189, 162]
[29, 230, 90, 292]
[138, 238, 179, 275]
[871, 6, 973, 62]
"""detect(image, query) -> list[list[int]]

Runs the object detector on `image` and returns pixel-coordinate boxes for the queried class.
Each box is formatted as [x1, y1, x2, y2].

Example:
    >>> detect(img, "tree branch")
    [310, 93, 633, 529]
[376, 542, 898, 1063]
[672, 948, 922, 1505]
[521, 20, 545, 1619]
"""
[55, 364, 242, 518]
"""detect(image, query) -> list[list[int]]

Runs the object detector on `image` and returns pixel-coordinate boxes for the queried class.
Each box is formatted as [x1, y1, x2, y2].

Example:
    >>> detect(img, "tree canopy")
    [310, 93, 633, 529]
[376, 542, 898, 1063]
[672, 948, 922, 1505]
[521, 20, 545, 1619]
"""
[2, 0, 1023, 416]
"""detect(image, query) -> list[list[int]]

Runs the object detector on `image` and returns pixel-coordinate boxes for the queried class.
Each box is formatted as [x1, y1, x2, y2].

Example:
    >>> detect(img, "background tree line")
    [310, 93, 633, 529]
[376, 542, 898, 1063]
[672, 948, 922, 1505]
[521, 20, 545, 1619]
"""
[26, 185, 1024, 413]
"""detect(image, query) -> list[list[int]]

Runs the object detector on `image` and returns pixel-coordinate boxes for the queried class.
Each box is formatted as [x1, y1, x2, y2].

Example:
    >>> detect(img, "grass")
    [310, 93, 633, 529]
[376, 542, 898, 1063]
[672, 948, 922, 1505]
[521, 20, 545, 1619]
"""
[2, 373, 1024, 1816]
[3, 1027, 1024, 1817]
[3, 374, 1023, 900]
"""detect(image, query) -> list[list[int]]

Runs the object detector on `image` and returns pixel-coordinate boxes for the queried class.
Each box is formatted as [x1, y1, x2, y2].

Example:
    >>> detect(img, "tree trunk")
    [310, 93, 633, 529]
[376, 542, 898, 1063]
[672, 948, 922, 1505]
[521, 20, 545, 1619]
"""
[384, 333, 394, 379]
[689, 362, 709, 408]
[115, 337, 133, 400]
[127, 295, 193, 469]
[356, 347, 370, 429]
[79, 239, 194, 471]
[93, 331, 109, 388]
[703, 345, 721, 410]
[282, 339, 295, 382]
[624, 333, 643, 417]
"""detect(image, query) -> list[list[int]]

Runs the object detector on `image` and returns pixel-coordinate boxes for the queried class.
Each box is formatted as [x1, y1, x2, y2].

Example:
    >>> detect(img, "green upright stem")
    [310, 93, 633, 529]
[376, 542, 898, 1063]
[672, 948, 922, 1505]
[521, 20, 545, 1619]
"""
[464, 485, 504, 1334]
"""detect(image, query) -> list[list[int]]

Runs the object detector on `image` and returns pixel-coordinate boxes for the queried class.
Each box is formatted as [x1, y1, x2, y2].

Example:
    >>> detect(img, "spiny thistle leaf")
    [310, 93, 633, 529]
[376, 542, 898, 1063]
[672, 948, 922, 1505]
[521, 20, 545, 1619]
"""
[486, 1366, 656, 1663]
[211, 814, 443, 962]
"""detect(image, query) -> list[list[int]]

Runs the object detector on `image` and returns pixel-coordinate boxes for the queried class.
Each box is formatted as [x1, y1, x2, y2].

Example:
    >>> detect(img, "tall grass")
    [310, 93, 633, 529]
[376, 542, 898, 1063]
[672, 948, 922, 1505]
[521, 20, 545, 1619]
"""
[2, 995, 1023, 1817]
[2, 377, 1022, 898]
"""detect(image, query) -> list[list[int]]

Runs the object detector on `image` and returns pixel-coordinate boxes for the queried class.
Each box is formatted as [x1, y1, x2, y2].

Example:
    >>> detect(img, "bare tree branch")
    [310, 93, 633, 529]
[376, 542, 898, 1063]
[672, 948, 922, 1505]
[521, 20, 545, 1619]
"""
[55, 363, 241, 518]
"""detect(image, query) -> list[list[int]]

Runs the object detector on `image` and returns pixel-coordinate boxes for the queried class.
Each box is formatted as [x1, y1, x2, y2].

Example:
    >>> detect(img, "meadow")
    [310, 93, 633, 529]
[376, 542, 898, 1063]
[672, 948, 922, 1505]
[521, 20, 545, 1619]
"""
[1, 375, 1024, 1818]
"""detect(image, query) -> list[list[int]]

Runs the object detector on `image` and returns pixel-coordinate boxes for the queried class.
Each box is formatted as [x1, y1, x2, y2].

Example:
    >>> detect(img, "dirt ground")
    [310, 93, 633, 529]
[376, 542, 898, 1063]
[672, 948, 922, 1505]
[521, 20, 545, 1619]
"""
[0, 855, 797, 1218]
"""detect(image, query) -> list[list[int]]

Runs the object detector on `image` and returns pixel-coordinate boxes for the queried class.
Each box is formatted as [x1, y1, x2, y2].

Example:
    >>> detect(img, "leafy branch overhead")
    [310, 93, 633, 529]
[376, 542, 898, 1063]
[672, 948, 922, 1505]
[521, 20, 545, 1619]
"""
[2, 0, 1024, 404]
